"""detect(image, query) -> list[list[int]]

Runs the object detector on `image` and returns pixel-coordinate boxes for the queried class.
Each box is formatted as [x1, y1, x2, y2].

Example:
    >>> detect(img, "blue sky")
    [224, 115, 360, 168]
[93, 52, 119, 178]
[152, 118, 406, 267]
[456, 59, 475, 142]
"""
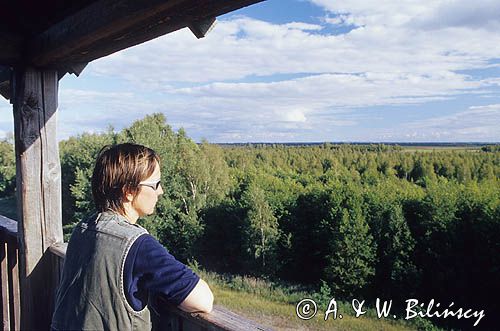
[1, 0, 500, 142]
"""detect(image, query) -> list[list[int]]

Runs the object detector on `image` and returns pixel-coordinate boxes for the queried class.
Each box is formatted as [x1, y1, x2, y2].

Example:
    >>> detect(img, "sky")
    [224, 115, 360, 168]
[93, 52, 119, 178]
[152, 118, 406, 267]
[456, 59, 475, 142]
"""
[1, 0, 500, 143]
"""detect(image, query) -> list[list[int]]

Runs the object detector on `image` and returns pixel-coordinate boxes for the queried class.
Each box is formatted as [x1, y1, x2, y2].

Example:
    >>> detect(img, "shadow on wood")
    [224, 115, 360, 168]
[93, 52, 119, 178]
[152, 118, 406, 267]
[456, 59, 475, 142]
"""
[11, 68, 63, 330]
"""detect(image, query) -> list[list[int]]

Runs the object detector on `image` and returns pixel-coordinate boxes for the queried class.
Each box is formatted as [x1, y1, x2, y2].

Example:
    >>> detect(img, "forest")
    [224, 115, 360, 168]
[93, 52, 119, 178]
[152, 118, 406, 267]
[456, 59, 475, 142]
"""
[0, 113, 498, 330]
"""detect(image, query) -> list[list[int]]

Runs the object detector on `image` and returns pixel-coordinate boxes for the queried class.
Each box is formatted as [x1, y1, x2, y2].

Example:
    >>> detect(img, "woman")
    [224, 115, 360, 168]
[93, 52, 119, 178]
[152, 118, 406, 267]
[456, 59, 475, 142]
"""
[51, 143, 213, 331]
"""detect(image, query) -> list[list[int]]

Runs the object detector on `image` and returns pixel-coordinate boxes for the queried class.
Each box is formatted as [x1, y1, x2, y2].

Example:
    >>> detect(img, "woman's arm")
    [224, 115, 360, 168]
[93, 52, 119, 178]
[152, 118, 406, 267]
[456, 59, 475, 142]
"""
[124, 235, 213, 312]
[178, 278, 214, 313]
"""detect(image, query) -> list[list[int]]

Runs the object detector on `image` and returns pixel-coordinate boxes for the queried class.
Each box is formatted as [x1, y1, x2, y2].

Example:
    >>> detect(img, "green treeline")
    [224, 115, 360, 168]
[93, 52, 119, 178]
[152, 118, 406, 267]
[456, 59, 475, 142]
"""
[0, 114, 498, 330]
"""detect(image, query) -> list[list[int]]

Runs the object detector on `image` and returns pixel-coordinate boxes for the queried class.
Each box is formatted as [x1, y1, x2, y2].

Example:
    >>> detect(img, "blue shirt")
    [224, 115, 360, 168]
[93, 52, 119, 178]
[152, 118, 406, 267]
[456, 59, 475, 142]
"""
[123, 234, 200, 311]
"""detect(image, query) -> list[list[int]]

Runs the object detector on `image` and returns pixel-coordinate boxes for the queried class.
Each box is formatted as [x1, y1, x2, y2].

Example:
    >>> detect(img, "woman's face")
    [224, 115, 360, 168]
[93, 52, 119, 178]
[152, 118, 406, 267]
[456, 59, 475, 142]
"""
[131, 161, 163, 217]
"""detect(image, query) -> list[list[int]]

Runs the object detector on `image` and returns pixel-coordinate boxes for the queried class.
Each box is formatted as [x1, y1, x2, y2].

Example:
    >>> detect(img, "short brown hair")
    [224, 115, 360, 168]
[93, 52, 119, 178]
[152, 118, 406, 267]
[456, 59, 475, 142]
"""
[91, 143, 160, 214]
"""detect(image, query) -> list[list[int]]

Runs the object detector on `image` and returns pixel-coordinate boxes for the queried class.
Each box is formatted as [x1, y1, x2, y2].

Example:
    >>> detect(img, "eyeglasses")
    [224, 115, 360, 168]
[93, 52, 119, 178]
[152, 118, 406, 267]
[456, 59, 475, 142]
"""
[138, 179, 162, 191]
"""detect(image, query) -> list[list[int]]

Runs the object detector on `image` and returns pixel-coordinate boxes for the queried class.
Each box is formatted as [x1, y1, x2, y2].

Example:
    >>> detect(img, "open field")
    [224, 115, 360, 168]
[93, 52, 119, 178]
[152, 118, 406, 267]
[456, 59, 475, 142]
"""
[197, 270, 433, 331]
[400, 146, 482, 152]
[213, 287, 416, 331]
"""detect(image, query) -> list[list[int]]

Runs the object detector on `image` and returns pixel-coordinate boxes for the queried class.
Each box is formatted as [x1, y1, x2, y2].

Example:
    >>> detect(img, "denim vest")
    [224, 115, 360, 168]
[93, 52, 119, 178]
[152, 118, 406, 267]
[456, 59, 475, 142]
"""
[51, 211, 151, 331]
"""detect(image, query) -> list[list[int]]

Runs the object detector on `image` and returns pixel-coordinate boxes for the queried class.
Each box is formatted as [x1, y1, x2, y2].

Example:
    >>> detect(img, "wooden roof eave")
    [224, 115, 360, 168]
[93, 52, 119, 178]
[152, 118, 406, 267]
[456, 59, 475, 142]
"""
[0, 0, 264, 101]
[0, 66, 12, 100]
[0, 31, 22, 66]
[1, 0, 264, 68]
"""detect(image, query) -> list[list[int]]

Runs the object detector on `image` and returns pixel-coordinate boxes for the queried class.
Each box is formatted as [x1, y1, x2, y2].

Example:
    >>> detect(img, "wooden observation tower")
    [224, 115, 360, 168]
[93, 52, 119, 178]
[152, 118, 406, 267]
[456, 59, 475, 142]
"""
[0, 1, 267, 330]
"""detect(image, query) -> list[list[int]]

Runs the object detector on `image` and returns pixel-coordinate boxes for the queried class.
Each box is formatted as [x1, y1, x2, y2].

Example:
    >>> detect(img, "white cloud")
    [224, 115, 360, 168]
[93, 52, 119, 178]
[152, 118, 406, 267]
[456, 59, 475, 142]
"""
[284, 22, 323, 31]
[87, 3, 500, 90]
[379, 104, 500, 141]
[55, 88, 164, 140]
[408, 1, 500, 31]
[175, 72, 481, 109]
[4, 0, 500, 142]
[323, 14, 356, 27]
[283, 109, 307, 122]
[0, 105, 11, 122]
[411, 104, 500, 129]
[0, 102, 13, 139]
[310, 0, 500, 31]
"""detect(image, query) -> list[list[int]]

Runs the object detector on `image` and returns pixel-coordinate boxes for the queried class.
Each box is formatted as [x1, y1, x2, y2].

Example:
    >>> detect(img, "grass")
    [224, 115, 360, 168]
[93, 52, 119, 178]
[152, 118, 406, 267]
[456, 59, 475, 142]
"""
[214, 286, 415, 331]
[194, 268, 437, 331]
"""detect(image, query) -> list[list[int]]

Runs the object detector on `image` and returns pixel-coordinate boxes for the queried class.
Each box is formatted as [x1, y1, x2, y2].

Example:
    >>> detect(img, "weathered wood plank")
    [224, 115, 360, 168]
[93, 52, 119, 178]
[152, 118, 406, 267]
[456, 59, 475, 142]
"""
[41, 71, 63, 247]
[0, 66, 11, 101]
[13, 67, 44, 275]
[6, 236, 19, 331]
[66, 63, 88, 76]
[156, 299, 273, 331]
[192, 305, 273, 331]
[29, 0, 185, 66]
[0, 32, 21, 66]
[0, 217, 17, 330]
[188, 17, 217, 39]
[40, 70, 63, 326]
[48, 242, 67, 259]
[12, 67, 63, 330]
[12, 68, 44, 331]
[0, 234, 10, 331]
[0, 225, 21, 331]
[28, 0, 264, 67]
[1, 65, 85, 101]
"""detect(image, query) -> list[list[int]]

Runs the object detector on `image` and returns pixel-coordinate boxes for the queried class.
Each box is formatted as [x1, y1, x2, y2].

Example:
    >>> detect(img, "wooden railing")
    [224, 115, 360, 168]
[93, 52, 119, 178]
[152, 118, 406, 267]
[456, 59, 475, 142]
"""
[0, 215, 20, 331]
[1, 215, 272, 331]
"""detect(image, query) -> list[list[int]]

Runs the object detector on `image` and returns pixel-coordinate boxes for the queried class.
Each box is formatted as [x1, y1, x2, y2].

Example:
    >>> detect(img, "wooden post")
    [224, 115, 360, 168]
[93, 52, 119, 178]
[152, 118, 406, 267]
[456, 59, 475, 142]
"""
[12, 67, 63, 330]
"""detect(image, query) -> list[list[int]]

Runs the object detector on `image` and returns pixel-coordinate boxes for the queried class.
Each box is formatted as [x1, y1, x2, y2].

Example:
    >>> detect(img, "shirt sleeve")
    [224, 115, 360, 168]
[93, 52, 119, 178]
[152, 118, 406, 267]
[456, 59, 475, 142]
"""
[124, 234, 200, 310]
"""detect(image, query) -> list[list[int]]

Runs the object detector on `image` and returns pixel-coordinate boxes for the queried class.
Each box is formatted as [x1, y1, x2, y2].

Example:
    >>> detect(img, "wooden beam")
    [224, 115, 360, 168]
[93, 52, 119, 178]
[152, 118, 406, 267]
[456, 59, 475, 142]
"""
[28, 0, 264, 67]
[12, 67, 63, 330]
[57, 62, 89, 82]
[0, 67, 11, 101]
[66, 63, 88, 77]
[188, 17, 217, 39]
[0, 32, 22, 66]
[0, 64, 86, 100]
